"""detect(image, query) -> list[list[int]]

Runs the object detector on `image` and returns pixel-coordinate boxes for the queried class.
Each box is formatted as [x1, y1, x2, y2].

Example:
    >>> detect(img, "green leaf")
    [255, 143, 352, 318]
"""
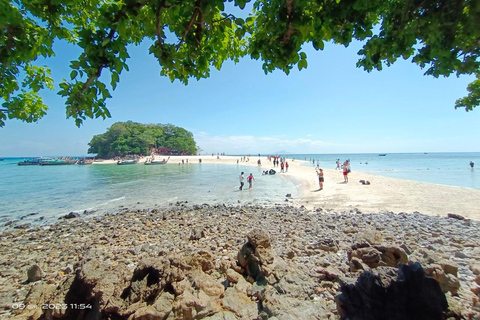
[312, 39, 324, 50]
[111, 73, 119, 90]
[298, 59, 308, 71]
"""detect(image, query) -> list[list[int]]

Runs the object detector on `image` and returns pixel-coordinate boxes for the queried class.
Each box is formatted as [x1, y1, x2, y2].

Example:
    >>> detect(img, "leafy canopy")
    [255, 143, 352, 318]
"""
[1, 0, 479, 127]
[88, 121, 198, 158]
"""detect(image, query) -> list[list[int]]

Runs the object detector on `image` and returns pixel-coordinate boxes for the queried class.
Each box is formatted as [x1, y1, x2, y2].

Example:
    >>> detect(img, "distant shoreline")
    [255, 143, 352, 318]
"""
[86, 154, 480, 221]
[2, 154, 479, 221]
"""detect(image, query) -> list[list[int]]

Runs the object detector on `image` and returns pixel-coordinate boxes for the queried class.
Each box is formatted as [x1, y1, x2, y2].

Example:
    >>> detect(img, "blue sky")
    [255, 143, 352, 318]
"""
[1, 36, 479, 157]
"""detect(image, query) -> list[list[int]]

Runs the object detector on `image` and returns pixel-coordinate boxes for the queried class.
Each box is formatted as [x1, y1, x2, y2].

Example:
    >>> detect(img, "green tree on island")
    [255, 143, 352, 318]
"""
[1, 0, 479, 127]
[88, 121, 198, 158]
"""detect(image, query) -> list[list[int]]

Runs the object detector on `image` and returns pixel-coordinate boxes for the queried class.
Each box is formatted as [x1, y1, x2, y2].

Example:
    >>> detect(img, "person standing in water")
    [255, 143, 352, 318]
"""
[239, 172, 245, 190]
[248, 173, 255, 189]
[470, 161, 475, 169]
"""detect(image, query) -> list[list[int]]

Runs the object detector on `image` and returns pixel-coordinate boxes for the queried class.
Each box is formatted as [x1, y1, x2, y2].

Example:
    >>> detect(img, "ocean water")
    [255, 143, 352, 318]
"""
[289, 152, 479, 189]
[0, 160, 298, 229]
[1, 152, 478, 229]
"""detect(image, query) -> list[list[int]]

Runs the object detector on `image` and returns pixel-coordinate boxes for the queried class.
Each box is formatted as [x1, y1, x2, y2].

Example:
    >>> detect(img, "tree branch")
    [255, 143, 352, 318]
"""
[163, 0, 182, 9]
[210, 14, 236, 26]
[282, 0, 294, 44]
[79, 7, 135, 94]
[177, 1, 201, 49]
[156, 0, 167, 47]
[195, 11, 204, 45]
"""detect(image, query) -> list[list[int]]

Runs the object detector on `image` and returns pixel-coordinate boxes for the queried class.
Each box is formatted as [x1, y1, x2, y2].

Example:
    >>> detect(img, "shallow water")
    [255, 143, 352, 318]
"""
[292, 152, 479, 189]
[1, 152, 479, 228]
[0, 160, 298, 228]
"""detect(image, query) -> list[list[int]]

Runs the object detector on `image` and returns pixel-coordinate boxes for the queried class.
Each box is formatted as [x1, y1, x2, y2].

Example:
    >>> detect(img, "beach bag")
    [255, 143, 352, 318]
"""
[347, 168, 351, 173]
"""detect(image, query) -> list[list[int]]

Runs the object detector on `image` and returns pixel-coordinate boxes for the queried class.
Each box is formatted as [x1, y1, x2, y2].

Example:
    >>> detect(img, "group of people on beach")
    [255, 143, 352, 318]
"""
[315, 159, 352, 190]
[342, 160, 351, 183]
[271, 157, 288, 172]
[237, 155, 293, 191]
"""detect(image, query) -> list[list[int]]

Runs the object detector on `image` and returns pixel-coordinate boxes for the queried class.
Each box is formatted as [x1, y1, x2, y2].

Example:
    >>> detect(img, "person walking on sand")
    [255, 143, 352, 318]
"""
[248, 173, 255, 189]
[239, 172, 245, 190]
[280, 162, 285, 173]
[316, 168, 324, 190]
[336, 159, 340, 170]
[285, 161, 289, 172]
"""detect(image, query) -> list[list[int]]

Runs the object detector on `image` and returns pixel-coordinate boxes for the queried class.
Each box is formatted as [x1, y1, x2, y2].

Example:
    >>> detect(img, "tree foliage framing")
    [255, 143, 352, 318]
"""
[1, 0, 479, 127]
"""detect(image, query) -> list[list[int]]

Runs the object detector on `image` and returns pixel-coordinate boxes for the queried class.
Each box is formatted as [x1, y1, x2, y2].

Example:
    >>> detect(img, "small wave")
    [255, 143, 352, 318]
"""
[107, 196, 126, 203]
[93, 196, 126, 209]
[166, 196, 178, 202]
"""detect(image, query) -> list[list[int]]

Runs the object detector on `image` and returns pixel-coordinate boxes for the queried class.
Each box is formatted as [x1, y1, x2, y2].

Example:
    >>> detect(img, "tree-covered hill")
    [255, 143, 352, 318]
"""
[88, 121, 198, 158]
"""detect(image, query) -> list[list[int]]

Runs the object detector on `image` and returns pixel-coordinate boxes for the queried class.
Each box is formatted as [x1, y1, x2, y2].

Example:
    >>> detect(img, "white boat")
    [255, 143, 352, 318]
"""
[144, 157, 169, 165]
[117, 159, 138, 165]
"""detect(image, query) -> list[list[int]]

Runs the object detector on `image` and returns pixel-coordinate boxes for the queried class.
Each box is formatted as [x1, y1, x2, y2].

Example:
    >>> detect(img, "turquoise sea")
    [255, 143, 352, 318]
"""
[294, 152, 479, 189]
[0, 159, 298, 229]
[0, 152, 478, 229]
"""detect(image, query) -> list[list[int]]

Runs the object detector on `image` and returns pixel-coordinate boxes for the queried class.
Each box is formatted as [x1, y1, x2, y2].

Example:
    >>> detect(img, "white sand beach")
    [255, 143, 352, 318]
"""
[98, 155, 480, 221]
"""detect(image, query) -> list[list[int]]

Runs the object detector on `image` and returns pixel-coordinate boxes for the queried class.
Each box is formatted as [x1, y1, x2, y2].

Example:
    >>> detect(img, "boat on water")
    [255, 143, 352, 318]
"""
[117, 159, 138, 165]
[77, 157, 95, 165]
[18, 158, 43, 166]
[39, 159, 77, 165]
[144, 157, 170, 165]
[378, 154, 387, 156]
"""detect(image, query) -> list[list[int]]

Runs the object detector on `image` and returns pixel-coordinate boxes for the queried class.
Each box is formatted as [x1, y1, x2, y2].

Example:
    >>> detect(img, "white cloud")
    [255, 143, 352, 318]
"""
[193, 132, 340, 154]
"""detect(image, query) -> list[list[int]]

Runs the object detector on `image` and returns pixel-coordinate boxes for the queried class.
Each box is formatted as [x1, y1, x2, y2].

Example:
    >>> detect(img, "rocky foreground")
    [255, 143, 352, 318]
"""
[1, 204, 480, 320]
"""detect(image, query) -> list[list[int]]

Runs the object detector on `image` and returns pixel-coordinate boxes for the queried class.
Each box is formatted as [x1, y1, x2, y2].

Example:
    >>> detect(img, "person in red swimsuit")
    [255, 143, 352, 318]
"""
[248, 173, 255, 189]
[342, 161, 348, 182]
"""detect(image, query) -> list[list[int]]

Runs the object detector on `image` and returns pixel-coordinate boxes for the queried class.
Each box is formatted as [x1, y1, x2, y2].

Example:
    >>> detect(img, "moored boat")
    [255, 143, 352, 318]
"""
[18, 158, 43, 166]
[77, 157, 95, 165]
[39, 159, 77, 165]
[117, 159, 138, 165]
[144, 157, 170, 165]
[378, 154, 387, 156]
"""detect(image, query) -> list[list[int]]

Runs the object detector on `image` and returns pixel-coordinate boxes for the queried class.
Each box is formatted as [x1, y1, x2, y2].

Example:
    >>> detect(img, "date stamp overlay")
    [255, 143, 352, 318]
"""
[11, 303, 93, 310]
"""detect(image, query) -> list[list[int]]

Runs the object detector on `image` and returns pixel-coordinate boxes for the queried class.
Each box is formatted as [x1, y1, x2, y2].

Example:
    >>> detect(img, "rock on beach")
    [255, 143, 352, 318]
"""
[1, 205, 479, 320]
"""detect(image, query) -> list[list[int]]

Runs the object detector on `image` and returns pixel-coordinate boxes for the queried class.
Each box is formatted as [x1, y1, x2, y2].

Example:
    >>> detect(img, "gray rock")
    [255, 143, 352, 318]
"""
[62, 212, 80, 219]
[447, 213, 464, 220]
[222, 287, 258, 319]
[27, 264, 44, 282]
[247, 229, 271, 249]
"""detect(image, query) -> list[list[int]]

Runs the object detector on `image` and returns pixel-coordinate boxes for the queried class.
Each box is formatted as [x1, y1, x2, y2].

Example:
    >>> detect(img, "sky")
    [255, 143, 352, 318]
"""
[1, 30, 479, 157]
